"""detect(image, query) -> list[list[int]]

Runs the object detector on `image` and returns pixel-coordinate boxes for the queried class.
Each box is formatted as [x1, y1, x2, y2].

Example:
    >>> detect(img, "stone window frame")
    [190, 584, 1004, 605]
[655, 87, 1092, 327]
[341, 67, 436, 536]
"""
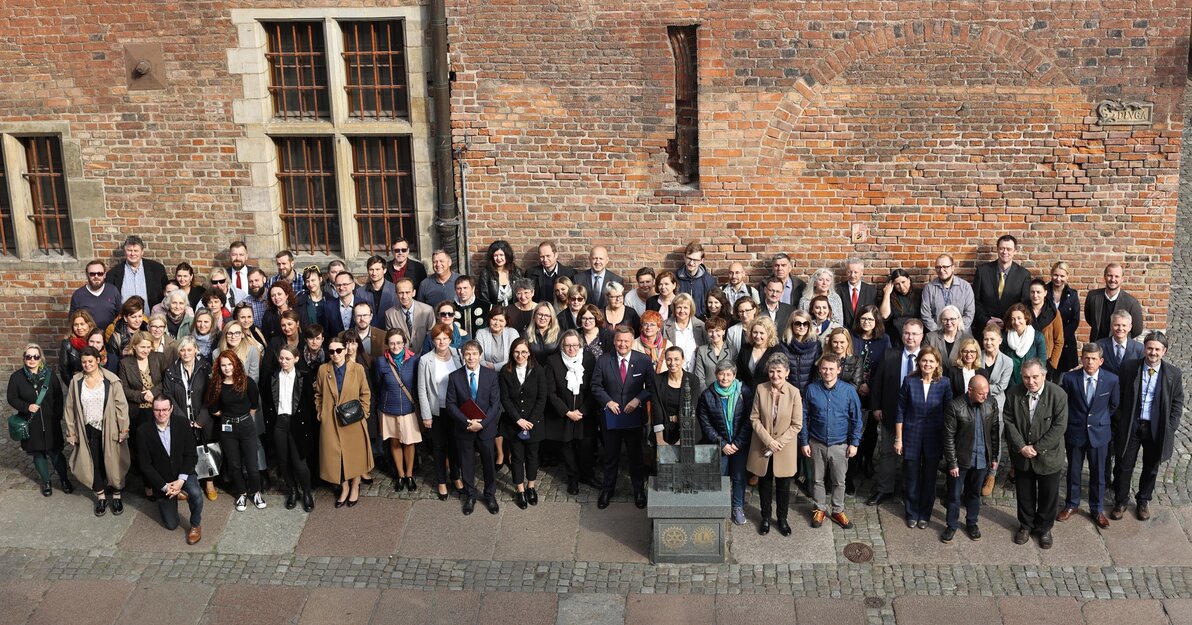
[0, 121, 100, 265]
[227, 7, 435, 267]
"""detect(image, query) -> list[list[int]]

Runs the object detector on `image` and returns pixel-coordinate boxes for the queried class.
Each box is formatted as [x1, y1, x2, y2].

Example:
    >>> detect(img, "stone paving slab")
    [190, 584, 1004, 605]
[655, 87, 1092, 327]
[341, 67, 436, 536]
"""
[371, 589, 480, 625]
[493, 500, 579, 562]
[625, 594, 715, 625]
[575, 503, 650, 564]
[892, 596, 1002, 625]
[1104, 505, 1192, 566]
[0, 490, 135, 551]
[879, 503, 963, 565]
[794, 598, 866, 625]
[118, 496, 231, 554]
[397, 499, 500, 561]
[296, 493, 409, 557]
[0, 581, 49, 625]
[1164, 599, 1192, 625]
[214, 497, 307, 555]
[203, 584, 306, 625]
[478, 592, 558, 625]
[714, 594, 797, 624]
[297, 587, 379, 625]
[1040, 512, 1112, 568]
[26, 579, 133, 625]
[729, 503, 836, 565]
[117, 581, 213, 625]
[1082, 599, 1170, 625]
[997, 597, 1083, 625]
[556, 593, 626, 625]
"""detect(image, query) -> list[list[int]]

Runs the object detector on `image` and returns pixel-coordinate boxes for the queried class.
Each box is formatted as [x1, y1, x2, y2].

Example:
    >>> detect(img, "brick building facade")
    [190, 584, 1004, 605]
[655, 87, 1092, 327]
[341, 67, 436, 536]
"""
[0, 0, 1186, 368]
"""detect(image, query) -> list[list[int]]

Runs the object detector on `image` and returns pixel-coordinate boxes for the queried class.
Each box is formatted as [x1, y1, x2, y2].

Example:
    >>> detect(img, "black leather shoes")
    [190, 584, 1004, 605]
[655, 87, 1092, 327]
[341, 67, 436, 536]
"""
[634, 491, 647, 509]
[284, 491, 298, 510]
[462, 496, 476, 515]
[110, 498, 124, 515]
[437, 489, 449, 501]
[567, 479, 579, 496]
[514, 492, 528, 510]
[776, 519, 792, 536]
[966, 523, 981, 541]
[1013, 526, 1030, 545]
[94, 498, 107, 517]
[758, 519, 770, 535]
[597, 491, 612, 509]
[485, 497, 500, 515]
[302, 491, 314, 512]
[941, 527, 956, 543]
[40, 482, 52, 497]
[1039, 531, 1054, 549]
[59, 478, 73, 494]
[866, 492, 890, 506]
[526, 487, 538, 506]
[405, 477, 417, 492]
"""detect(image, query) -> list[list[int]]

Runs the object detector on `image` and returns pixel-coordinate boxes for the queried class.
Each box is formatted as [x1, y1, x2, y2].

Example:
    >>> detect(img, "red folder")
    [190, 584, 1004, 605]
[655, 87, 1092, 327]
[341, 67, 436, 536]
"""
[461, 399, 486, 422]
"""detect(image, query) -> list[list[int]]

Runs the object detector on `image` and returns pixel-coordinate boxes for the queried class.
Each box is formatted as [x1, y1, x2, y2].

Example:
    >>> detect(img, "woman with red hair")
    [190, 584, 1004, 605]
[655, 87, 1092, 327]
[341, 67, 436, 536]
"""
[207, 349, 265, 512]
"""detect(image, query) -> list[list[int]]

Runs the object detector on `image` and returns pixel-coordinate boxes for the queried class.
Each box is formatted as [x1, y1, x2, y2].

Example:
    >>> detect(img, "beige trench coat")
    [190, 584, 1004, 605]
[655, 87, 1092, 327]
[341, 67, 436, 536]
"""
[746, 380, 803, 478]
[63, 369, 131, 489]
[314, 361, 373, 483]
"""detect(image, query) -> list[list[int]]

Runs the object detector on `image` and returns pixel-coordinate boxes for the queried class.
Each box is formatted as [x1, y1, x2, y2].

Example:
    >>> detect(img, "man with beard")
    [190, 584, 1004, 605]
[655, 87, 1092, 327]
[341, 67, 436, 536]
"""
[267, 250, 304, 296]
[244, 268, 270, 329]
[225, 240, 257, 305]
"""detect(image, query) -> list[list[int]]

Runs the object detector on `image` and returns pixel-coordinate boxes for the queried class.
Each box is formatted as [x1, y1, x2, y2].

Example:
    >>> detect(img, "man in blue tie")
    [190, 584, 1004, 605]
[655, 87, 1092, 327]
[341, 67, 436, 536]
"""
[1058, 343, 1119, 528]
[446, 340, 502, 515]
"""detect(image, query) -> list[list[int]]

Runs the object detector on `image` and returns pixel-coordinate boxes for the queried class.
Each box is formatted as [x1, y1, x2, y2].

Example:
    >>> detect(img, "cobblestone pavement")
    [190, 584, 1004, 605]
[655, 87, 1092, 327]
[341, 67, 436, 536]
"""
[2, 85, 1192, 625]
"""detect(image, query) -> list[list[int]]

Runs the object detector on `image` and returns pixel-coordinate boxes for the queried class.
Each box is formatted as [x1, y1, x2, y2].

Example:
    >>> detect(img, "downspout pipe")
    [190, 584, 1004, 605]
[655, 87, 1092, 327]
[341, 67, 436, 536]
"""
[430, 0, 460, 265]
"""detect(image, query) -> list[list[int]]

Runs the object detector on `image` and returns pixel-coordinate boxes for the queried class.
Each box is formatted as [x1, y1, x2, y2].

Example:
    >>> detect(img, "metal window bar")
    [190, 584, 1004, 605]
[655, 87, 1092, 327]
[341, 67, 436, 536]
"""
[264, 22, 330, 120]
[274, 137, 341, 254]
[21, 136, 71, 254]
[342, 20, 409, 120]
[0, 150, 14, 255]
[349, 136, 416, 253]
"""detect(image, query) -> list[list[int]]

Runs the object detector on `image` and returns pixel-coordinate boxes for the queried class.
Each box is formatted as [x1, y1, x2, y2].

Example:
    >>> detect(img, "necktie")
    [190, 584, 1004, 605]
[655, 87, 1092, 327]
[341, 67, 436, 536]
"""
[619, 358, 628, 383]
[997, 271, 1005, 299]
[404, 309, 413, 332]
[905, 352, 915, 381]
[593, 274, 602, 298]
[1086, 376, 1095, 406]
[1115, 344, 1124, 362]
[469, 371, 478, 400]
[851, 287, 858, 311]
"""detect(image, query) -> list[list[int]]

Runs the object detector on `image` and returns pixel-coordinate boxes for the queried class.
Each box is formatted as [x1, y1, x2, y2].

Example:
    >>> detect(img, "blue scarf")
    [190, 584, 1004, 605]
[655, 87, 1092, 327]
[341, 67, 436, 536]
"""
[712, 379, 743, 432]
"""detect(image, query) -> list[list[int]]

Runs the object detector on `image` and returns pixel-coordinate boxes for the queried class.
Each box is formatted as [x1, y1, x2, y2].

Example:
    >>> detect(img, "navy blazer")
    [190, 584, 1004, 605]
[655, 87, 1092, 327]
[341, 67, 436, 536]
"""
[321, 296, 361, 337]
[1096, 338, 1144, 376]
[356, 282, 398, 329]
[445, 366, 502, 441]
[590, 350, 653, 429]
[1061, 369, 1119, 449]
[896, 375, 953, 460]
[1115, 359, 1185, 462]
[697, 384, 754, 450]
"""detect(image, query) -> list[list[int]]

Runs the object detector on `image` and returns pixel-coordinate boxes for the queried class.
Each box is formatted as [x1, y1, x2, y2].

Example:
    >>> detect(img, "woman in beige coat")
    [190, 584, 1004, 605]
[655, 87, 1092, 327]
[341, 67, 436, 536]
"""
[315, 335, 373, 508]
[747, 352, 803, 537]
[63, 346, 131, 517]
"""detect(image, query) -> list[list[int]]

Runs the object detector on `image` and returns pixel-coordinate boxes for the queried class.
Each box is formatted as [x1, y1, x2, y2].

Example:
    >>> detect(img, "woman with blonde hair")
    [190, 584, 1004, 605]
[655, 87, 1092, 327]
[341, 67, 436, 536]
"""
[525, 301, 562, 364]
[735, 316, 781, 388]
[216, 320, 262, 383]
[782, 310, 821, 393]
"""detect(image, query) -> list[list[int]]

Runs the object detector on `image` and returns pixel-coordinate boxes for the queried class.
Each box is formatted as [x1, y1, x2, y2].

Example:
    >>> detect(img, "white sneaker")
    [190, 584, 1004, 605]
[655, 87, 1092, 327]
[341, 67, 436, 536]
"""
[253, 492, 267, 509]
[234, 495, 247, 512]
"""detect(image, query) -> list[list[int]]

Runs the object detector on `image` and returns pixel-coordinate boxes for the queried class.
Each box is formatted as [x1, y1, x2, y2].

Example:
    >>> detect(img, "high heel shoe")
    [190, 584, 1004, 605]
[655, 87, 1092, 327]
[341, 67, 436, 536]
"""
[437, 485, 449, 501]
[335, 498, 347, 509]
[405, 477, 417, 492]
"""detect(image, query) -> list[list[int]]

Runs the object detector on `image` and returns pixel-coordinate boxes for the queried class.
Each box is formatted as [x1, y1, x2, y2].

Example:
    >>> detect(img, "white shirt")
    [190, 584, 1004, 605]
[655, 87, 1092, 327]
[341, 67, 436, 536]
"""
[277, 368, 296, 415]
[672, 322, 697, 372]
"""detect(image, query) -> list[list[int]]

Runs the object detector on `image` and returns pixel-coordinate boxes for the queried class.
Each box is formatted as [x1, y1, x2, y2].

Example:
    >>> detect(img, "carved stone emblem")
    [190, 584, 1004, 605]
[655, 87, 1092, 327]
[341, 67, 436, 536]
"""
[1095, 100, 1153, 126]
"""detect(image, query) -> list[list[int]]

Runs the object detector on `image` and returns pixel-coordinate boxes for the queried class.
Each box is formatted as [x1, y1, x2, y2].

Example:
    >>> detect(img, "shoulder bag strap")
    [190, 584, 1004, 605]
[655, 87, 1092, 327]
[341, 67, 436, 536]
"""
[387, 357, 416, 407]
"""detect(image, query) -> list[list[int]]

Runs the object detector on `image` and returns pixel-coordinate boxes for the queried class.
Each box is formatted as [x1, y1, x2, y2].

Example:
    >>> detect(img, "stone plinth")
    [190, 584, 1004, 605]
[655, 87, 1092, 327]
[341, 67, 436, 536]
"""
[647, 476, 731, 564]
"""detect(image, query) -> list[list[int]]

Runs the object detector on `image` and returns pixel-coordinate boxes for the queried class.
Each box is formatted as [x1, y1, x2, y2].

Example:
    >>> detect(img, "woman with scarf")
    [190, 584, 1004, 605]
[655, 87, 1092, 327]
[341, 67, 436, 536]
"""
[500, 337, 547, 509]
[8, 343, 71, 497]
[61, 310, 98, 383]
[697, 361, 753, 525]
[1027, 279, 1065, 373]
[417, 323, 464, 500]
[633, 310, 671, 374]
[161, 336, 217, 501]
[1000, 303, 1048, 386]
[543, 329, 598, 495]
[190, 310, 218, 363]
[64, 346, 131, 516]
[374, 328, 421, 492]
[650, 346, 701, 447]
[525, 301, 561, 364]
[1047, 261, 1081, 382]
[162, 289, 194, 340]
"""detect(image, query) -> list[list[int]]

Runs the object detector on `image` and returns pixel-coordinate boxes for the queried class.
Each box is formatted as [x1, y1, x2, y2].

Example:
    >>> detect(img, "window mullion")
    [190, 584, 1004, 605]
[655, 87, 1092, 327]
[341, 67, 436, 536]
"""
[326, 19, 350, 127]
[333, 134, 360, 260]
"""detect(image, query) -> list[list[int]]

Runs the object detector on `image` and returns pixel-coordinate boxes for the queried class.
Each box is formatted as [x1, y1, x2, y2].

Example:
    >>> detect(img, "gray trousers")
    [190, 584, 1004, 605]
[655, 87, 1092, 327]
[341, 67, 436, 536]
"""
[811, 439, 848, 514]
[875, 426, 901, 495]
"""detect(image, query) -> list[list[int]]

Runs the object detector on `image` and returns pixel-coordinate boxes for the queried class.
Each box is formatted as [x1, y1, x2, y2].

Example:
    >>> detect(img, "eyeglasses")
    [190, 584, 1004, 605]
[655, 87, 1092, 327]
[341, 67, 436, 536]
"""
[392, 247, 409, 253]
[935, 265, 953, 270]
[227, 331, 243, 337]
[23, 354, 41, 361]
[737, 308, 755, 314]
[684, 256, 702, 262]
[580, 317, 596, 323]
[328, 347, 346, 355]
[150, 324, 166, 329]
[941, 317, 960, 323]
[87, 271, 105, 277]
[534, 313, 552, 319]
[210, 279, 226, 285]
[859, 317, 875, 323]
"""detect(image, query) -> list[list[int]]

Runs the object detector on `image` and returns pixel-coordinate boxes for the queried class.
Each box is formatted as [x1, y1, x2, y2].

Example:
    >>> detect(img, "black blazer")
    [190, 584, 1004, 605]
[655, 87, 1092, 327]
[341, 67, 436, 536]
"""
[526, 263, 576, 303]
[835, 281, 878, 330]
[871, 347, 917, 431]
[6, 369, 64, 454]
[1084, 288, 1144, 343]
[268, 366, 317, 455]
[106, 258, 169, 309]
[735, 345, 782, 389]
[136, 415, 198, 493]
[1115, 359, 1184, 462]
[649, 371, 701, 445]
[542, 351, 596, 443]
[972, 261, 1031, 331]
[591, 350, 653, 429]
[760, 302, 795, 334]
[574, 269, 625, 309]
[385, 259, 429, 291]
[161, 359, 212, 441]
[499, 366, 547, 441]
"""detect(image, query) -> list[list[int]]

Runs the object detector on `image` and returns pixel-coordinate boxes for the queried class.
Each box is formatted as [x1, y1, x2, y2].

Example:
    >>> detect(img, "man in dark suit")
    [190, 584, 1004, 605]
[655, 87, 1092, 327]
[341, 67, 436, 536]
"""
[866, 318, 925, 506]
[759, 276, 795, 333]
[321, 271, 361, 337]
[835, 258, 878, 331]
[527, 240, 576, 303]
[1004, 358, 1068, 549]
[445, 340, 502, 515]
[972, 235, 1032, 331]
[1096, 310, 1145, 375]
[1058, 343, 1119, 528]
[383, 237, 429, 291]
[756, 253, 805, 306]
[591, 325, 653, 509]
[1084, 263, 1145, 343]
[1111, 332, 1184, 521]
[573, 245, 624, 310]
[106, 235, 169, 308]
[225, 240, 258, 307]
[137, 396, 203, 545]
[384, 278, 435, 351]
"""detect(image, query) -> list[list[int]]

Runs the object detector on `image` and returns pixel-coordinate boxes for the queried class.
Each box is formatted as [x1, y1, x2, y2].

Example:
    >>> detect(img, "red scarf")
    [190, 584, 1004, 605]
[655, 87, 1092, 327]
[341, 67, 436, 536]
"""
[69, 335, 88, 351]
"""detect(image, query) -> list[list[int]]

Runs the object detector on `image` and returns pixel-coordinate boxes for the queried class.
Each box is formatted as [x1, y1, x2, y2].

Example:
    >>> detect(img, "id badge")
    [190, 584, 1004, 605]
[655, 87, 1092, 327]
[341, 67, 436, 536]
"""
[222, 422, 233, 433]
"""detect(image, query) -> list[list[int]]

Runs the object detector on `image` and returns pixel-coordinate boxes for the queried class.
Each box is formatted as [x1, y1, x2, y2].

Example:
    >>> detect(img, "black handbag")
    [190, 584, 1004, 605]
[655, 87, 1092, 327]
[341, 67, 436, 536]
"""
[335, 399, 365, 427]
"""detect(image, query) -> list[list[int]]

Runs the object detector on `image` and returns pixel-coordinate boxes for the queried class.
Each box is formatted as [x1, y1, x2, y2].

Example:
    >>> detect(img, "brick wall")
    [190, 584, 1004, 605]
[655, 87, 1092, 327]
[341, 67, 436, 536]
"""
[449, 0, 1188, 334]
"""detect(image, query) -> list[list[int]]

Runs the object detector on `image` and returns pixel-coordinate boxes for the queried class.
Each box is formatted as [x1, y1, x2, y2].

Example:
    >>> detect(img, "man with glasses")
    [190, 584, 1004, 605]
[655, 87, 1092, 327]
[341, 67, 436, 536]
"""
[352, 302, 386, 365]
[921, 254, 975, 332]
[835, 258, 878, 331]
[575, 245, 623, 310]
[71, 259, 122, 332]
[723, 262, 759, 308]
[322, 271, 362, 336]
[1111, 332, 1184, 521]
[415, 250, 460, 308]
[384, 277, 435, 350]
[624, 267, 656, 315]
[266, 250, 305, 296]
[107, 235, 168, 308]
[868, 319, 925, 506]
[759, 276, 795, 331]
[384, 237, 428, 291]
[726, 296, 759, 354]
[527, 240, 576, 303]
[675, 241, 717, 317]
[756, 253, 805, 307]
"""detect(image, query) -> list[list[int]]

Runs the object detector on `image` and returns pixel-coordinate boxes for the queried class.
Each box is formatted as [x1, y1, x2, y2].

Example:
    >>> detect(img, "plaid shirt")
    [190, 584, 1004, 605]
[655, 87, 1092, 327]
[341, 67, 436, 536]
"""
[266, 272, 306, 297]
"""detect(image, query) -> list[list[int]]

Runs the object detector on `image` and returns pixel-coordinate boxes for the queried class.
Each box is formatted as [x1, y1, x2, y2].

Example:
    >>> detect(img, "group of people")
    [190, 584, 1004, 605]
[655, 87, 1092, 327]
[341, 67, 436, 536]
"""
[5, 233, 1181, 550]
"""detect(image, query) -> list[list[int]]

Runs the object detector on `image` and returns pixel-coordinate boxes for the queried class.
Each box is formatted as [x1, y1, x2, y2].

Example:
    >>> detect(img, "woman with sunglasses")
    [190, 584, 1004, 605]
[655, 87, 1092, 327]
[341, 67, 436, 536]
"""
[421, 301, 467, 353]
[9, 343, 71, 497]
[558, 284, 588, 333]
[162, 290, 194, 341]
[782, 310, 822, 394]
[205, 268, 234, 321]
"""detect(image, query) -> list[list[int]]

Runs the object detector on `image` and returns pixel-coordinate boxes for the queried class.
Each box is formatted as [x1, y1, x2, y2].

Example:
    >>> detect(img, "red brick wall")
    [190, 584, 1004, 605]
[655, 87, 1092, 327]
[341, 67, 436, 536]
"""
[449, 1, 1188, 334]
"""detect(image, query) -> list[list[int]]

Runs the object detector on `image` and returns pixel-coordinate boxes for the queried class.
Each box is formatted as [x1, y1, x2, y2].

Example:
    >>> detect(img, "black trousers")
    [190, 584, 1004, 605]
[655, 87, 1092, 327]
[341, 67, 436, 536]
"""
[507, 435, 540, 485]
[220, 418, 262, 497]
[848, 411, 878, 483]
[1115, 419, 1163, 505]
[272, 414, 312, 495]
[757, 461, 791, 521]
[601, 426, 645, 495]
[1015, 468, 1060, 534]
[127, 406, 153, 479]
[561, 436, 598, 483]
[430, 412, 461, 486]
[946, 466, 988, 529]
[85, 425, 110, 493]
[456, 431, 496, 500]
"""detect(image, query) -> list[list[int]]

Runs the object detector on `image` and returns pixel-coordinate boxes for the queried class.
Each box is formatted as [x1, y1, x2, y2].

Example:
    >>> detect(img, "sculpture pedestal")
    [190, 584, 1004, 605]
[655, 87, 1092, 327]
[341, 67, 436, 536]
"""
[646, 476, 731, 564]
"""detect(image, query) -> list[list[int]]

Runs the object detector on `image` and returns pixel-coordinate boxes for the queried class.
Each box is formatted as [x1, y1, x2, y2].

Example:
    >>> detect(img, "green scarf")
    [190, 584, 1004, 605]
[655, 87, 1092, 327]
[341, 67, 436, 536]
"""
[712, 379, 742, 432]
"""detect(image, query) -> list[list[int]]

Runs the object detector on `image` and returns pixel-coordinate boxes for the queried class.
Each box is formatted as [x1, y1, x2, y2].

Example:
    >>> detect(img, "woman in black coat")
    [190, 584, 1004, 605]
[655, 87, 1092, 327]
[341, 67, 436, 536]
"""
[161, 336, 216, 500]
[499, 338, 547, 509]
[1047, 261, 1081, 381]
[650, 346, 702, 446]
[267, 345, 316, 512]
[542, 329, 598, 495]
[7, 343, 70, 496]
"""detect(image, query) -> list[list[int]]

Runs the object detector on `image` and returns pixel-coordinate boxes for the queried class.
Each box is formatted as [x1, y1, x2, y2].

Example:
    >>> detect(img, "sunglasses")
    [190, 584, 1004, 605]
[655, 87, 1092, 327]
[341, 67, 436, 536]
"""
[87, 271, 105, 277]
[328, 347, 346, 355]
[438, 312, 454, 317]
[210, 279, 227, 285]
[793, 321, 810, 327]
[24, 354, 41, 361]
[392, 247, 409, 253]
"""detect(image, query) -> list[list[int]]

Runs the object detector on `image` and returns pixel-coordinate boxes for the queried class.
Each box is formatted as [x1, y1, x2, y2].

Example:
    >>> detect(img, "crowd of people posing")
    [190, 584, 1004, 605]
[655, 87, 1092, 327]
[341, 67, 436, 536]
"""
[5, 233, 1182, 549]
